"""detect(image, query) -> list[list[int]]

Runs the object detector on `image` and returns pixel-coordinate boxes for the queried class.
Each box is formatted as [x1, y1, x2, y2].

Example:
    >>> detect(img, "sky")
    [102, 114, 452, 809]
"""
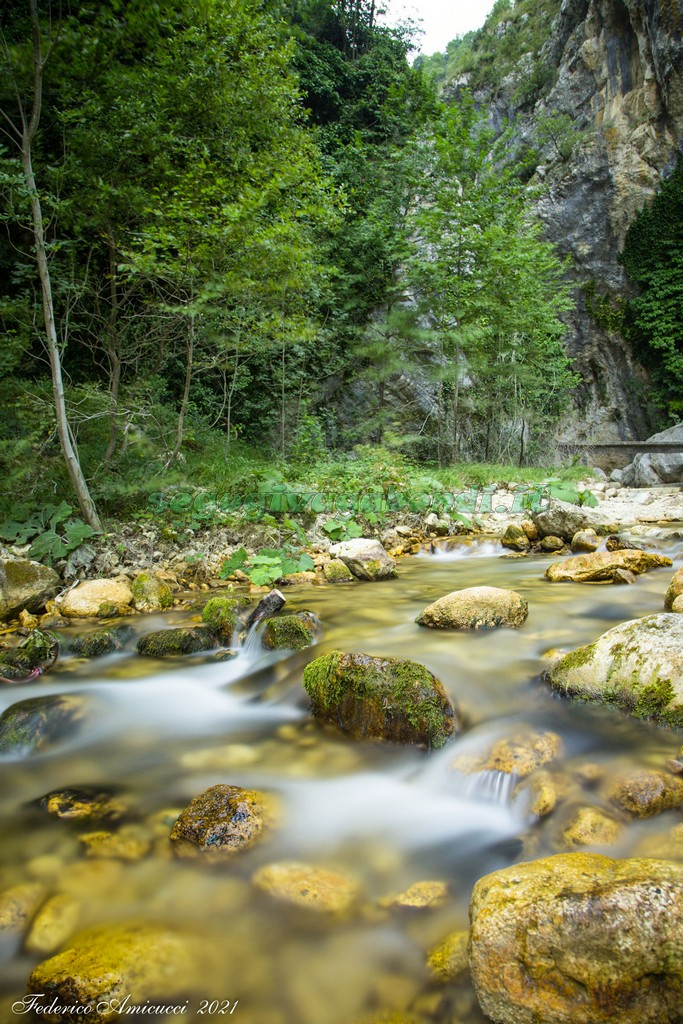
[380, 0, 498, 56]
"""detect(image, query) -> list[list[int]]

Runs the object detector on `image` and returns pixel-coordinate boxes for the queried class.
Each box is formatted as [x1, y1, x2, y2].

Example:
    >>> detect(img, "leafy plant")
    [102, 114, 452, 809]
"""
[545, 482, 598, 507]
[0, 502, 97, 563]
[220, 545, 315, 585]
[322, 518, 363, 542]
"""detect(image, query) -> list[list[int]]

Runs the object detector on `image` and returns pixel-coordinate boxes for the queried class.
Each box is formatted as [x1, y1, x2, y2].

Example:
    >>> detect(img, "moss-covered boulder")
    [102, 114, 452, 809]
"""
[37, 787, 126, 822]
[609, 769, 683, 818]
[0, 694, 84, 756]
[427, 930, 469, 983]
[0, 559, 60, 621]
[0, 628, 59, 680]
[57, 579, 133, 618]
[130, 573, 173, 613]
[330, 538, 397, 581]
[261, 612, 317, 651]
[545, 549, 672, 583]
[543, 614, 683, 727]
[665, 567, 683, 611]
[71, 626, 132, 658]
[416, 586, 528, 630]
[323, 558, 355, 583]
[201, 596, 239, 642]
[170, 784, 275, 861]
[27, 923, 218, 1022]
[500, 524, 530, 552]
[136, 625, 215, 658]
[469, 853, 683, 1024]
[302, 651, 459, 749]
[252, 861, 359, 912]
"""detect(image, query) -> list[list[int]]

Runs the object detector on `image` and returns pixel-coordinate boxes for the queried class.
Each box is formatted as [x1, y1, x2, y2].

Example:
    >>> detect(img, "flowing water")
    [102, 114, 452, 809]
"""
[2, 534, 683, 1024]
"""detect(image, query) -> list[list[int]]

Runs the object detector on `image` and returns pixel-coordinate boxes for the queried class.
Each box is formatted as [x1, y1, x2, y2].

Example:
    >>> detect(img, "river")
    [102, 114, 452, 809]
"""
[1, 534, 682, 1023]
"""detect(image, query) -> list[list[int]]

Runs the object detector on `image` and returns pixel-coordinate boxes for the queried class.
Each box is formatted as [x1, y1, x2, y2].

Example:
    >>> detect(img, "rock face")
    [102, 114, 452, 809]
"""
[57, 579, 133, 618]
[469, 853, 683, 1024]
[329, 538, 397, 581]
[0, 559, 60, 620]
[302, 651, 459, 748]
[545, 548, 672, 582]
[169, 784, 275, 860]
[416, 587, 528, 630]
[544, 613, 683, 726]
[622, 424, 683, 485]
[27, 923, 215, 1022]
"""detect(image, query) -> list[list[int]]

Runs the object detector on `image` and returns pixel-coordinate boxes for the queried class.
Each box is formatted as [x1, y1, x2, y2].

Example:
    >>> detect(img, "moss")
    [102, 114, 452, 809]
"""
[261, 613, 317, 651]
[131, 573, 173, 611]
[0, 629, 59, 676]
[71, 627, 132, 658]
[302, 651, 458, 749]
[427, 930, 469, 983]
[633, 678, 675, 720]
[323, 559, 354, 583]
[201, 597, 239, 641]
[0, 695, 83, 755]
[137, 626, 215, 658]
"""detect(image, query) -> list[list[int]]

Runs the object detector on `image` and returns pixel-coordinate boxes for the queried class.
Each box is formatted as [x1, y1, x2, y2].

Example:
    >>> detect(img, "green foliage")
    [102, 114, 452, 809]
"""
[545, 482, 598, 507]
[620, 161, 683, 419]
[219, 545, 315, 585]
[322, 518, 363, 541]
[534, 112, 587, 163]
[0, 502, 96, 563]
[583, 281, 626, 334]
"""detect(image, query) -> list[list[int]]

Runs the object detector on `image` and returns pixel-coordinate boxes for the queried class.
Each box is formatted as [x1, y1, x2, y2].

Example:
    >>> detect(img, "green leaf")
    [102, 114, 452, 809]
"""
[219, 548, 249, 578]
[29, 530, 68, 561]
[63, 520, 96, 550]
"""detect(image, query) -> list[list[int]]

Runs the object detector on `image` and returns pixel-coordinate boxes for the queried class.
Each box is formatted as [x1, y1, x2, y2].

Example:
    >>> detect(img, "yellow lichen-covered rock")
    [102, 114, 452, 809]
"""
[544, 614, 683, 727]
[608, 769, 683, 818]
[665, 567, 683, 610]
[427, 930, 469, 984]
[379, 880, 448, 911]
[452, 730, 562, 778]
[520, 770, 558, 818]
[25, 893, 81, 955]
[323, 558, 355, 583]
[57, 579, 133, 618]
[27, 923, 219, 1022]
[170, 784, 276, 860]
[0, 882, 45, 936]
[469, 853, 683, 1024]
[252, 861, 359, 912]
[79, 828, 152, 862]
[37, 787, 126, 822]
[561, 806, 624, 847]
[545, 548, 672, 583]
[416, 586, 528, 630]
[302, 651, 459, 749]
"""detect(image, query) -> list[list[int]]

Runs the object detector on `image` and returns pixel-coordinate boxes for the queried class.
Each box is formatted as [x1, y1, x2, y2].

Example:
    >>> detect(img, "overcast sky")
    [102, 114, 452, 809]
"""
[380, 0, 498, 55]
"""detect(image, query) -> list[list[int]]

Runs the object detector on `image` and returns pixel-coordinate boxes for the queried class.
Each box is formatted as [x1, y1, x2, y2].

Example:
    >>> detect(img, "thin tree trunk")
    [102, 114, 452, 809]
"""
[21, 0, 101, 530]
[167, 312, 194, 466]
[280, 337, 287, 456]
[103, 236, 121, 469]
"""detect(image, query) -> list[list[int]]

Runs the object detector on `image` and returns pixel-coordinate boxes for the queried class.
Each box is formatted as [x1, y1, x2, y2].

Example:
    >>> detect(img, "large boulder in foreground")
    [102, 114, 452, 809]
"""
[544, 614, 683, 727]
[302, 651, 458, 748]
[169, 784, 275, 860]
[545, 549, 672, 583]
[57, 578, 133, 618]
[531, 498, 610, 542]
[621, 423, 683, 487]
[329, 538, 397, 581]
[27, 923, 217, 1022]
[416, 587, 528, 630]
[469, 853, 683, 1024]
[0, 559, 60, 621]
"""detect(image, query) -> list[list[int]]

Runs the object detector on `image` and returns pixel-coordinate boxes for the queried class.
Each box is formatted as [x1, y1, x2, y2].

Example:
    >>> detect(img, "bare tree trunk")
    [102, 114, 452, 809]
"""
[19, 0, 101, 530]
[167, 312, 194, 466]
[103, 236, 121, 469]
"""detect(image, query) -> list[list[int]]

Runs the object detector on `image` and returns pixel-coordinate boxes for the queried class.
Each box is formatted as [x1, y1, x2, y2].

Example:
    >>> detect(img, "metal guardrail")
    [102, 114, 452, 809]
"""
[558, 442, 683, 454]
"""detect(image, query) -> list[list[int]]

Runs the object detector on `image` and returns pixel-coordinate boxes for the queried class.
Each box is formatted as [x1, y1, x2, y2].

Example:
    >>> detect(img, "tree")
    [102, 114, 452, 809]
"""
[0, 0, 101, 528]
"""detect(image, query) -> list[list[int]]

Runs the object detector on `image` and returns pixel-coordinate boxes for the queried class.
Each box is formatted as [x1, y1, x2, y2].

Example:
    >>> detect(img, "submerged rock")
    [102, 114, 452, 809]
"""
[201, 596, 239, 642]
[452, 730, 562, 778]
[79, 828, 151, 862]
[545, 549, 672, 583]
[170, 784, 275, 860]
[24, 893, 80, 955]
[71, 626, 132, 658]
[540, 535, 565, 552]
[561, 806, 623, 848]
[416, 586, 528, 630]
[0, 559, 60, 621]
[136, 625, 215, 658]
[57, 579, 133, 618]
[0, 694, 84, 756]
[252, 861, 359, 912]
[37, 787, 125, 822]
[0, 882, 45, 939]
[427, 930, 469, 983]
[261, 612, 317, 651]
[302, 651, 458, 749]
[543, 614, 683, 727]
[27, 923, 217, 1022]
[330, 538, 397, 581]
[130, 572, 173, 613]
[469, 853, 683, 1024]
[609, 769, 683, 818]
[380, 880, 448, 911]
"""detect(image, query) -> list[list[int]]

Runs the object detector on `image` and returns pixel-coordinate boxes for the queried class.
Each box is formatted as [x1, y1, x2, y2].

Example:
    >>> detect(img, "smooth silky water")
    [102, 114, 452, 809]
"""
[2, 534, 683, 1023]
